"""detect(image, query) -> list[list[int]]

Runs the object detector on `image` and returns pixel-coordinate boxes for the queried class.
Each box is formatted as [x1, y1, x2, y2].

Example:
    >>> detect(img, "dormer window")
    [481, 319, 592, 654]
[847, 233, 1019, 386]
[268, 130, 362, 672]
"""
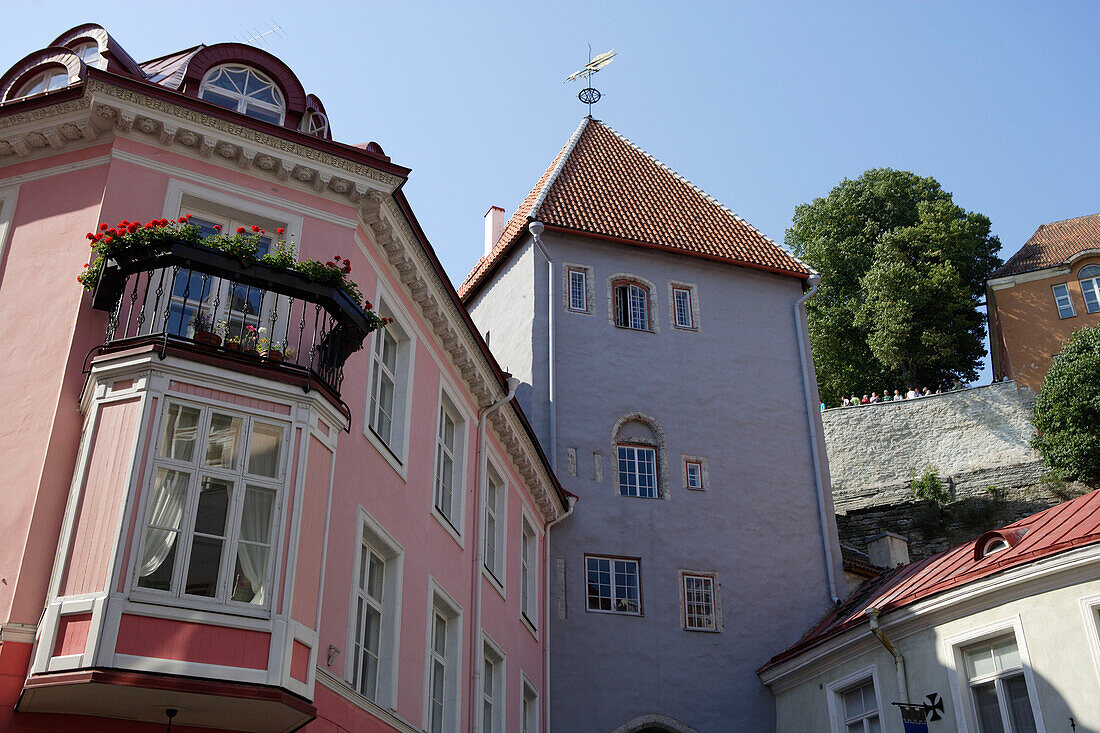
[14, 67, 69, 99]
[72, 41, 105, 70]
[973, 527, 1027, 560]
[981, 537, 1009, 557]
[305, 110, 329, 138]
[199, 65, 285, 125]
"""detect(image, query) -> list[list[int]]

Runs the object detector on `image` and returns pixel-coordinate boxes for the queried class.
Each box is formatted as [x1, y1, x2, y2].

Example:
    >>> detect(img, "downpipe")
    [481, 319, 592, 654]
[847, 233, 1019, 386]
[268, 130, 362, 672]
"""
[543, 492, 577, 733]
[866, 608, 909, 703]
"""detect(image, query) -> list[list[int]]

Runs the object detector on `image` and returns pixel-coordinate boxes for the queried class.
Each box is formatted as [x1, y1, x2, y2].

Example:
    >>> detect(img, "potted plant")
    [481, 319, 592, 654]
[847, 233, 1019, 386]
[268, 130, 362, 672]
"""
[263, 340, 294, 363]
[240, 325, 263, 356]
[190, 312, 221, 347]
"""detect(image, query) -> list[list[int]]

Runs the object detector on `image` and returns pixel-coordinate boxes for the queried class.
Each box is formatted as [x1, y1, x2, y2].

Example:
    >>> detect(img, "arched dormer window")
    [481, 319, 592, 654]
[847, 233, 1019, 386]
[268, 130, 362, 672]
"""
[1078, 264, 1100, 314]
[71, 41, 105, 70]
[611, 413, 668, 499]
[612, 279, 652, 331]
[14, 66, 69, 99]
[199, 65, 285, 125]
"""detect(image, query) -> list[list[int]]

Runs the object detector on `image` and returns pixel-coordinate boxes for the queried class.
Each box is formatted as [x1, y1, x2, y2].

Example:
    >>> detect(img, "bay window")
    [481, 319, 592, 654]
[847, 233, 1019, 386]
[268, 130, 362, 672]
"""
[135, 401, 286, 610]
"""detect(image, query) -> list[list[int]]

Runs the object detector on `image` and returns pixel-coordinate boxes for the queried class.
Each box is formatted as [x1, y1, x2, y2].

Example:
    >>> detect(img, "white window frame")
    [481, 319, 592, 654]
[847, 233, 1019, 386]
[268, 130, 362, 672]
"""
[72, 41, 106, 70]
[432, 386, 469, 544]
[520, 512, 540, 633]
[680, 571, 721, 632]
[617, 444, 659, 499]
[198, 64, 287, 125]
[520, 674, 539, 733]
[423, 579, 463, 733]
[480, 635, 506, 733]
[483, 461, 508, 593]
[943, 617, 1045, 733]
[825, 666, 883, 733]
[130, 399, 289, 617]
[345, 507, 403, 710]
[565, 265, 590, 313]
[14, 66, 70, 99]
[1078, 265, 1100, 314]
[0, 185, 18, 268]
[364, 290, 416, 474]
[1079, 593, 1100, 693]
[584, 555, 642, 616]
[613, 281, 651, 331]
[1051, 283, 1076, 319]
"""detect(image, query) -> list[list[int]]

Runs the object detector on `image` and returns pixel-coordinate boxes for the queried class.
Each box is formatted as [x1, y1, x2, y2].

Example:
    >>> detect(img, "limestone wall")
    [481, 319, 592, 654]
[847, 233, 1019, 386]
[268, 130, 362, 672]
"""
[823, 381, 1042, 511]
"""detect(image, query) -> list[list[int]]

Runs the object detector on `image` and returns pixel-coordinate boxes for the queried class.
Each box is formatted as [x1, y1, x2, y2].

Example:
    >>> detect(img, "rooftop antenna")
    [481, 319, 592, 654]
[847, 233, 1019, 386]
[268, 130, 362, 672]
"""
[564, 44, 615, 118]
[237, 23, 284, 47]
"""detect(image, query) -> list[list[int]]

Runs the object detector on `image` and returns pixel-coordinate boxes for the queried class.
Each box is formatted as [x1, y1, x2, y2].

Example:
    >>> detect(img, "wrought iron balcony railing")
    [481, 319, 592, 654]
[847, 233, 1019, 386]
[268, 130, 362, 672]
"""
[88, 238, 371, 402]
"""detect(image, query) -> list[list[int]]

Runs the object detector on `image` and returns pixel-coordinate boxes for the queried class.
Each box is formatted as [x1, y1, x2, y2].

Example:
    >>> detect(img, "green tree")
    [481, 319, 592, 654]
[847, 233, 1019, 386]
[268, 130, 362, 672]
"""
[1031, 324, 1100, 485]
[786, 169, 1001, 404]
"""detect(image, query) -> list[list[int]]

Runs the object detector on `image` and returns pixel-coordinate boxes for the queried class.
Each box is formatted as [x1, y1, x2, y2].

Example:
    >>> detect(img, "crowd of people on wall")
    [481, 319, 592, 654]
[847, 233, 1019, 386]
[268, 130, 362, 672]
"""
[823, 374, 1012, 410]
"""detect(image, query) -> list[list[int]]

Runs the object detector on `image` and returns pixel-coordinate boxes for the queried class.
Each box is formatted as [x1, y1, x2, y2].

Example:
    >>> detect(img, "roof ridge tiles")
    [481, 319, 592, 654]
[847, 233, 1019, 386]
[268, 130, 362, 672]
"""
[528, 117, 589, 220]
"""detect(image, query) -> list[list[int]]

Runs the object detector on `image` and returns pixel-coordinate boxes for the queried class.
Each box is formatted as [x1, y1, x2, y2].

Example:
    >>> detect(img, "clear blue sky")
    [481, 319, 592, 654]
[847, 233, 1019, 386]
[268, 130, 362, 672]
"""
[7, 2, 1099, 381]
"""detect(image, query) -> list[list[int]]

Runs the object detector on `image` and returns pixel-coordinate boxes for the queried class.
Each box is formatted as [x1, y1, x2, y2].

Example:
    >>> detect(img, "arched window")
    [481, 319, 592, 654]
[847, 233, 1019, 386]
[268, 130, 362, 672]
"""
[199, 65, 286, 125]
[981, 537, 1010, 557]
[612, 414, 666, 499]
[72, 41, 105, 70]
[613, 280, 651, 330]
[305, 110, 329, 138]
[14, 66, 69, 99]
[1079, 264, 1100, 314]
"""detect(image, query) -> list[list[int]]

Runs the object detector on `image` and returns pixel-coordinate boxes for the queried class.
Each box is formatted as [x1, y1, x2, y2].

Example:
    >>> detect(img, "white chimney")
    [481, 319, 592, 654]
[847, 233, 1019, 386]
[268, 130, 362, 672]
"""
[867, 532, 910, 568]
[484, 206, 505, 256]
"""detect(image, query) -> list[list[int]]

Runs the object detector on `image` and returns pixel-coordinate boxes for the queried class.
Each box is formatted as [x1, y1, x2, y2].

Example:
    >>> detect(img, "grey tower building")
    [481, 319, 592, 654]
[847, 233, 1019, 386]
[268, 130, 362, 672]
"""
[459, 118, 845, 732]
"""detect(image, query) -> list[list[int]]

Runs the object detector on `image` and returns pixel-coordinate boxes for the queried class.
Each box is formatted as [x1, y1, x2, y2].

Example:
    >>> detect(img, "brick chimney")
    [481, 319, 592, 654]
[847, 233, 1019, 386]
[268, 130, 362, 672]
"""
[867, 532, 910, 568]
[484, 206, 505, 256]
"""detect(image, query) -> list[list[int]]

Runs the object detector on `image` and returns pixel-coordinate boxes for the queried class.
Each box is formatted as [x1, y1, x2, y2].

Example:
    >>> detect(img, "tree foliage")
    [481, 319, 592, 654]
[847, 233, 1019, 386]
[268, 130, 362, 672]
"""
[1031, 324, 1100, 485]
[786, 169, 1001, 405]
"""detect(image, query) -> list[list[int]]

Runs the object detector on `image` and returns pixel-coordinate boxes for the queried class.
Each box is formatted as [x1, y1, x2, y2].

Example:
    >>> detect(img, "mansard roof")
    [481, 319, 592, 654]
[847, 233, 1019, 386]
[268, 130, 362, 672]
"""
[459, 117, 811, 300]
[992, 212, 1100, 278]
[759, 489, 1100, 676]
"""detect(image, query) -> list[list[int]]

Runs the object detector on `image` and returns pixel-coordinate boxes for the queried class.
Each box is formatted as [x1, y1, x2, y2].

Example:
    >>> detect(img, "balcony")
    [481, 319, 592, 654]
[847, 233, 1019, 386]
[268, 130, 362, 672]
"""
[88, 237, 372, 407]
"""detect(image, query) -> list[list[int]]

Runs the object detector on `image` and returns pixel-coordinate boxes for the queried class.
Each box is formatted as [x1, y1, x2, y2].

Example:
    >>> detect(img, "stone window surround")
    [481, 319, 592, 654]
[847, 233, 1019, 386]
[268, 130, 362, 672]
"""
[667, 280, 700, 331]
[606, 272, 660, 334]
[678, 569, 722, 632]
[680, 454, 708, 491]
[824, 665, 883, 733]
[611, 412, 670, 500]
[562, 261, 595, 315]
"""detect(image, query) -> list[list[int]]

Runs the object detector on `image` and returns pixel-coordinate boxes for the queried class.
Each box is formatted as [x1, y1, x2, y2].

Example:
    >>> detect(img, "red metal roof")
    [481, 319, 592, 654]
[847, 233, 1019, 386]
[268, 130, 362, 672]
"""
[458, 118, 810, 300]
[992, 212, 1100, 278]
[760, 489, 1100, 674]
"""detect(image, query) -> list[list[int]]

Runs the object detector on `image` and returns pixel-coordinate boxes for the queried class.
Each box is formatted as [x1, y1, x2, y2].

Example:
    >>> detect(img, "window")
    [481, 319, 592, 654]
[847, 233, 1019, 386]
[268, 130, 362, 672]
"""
[672, 286, 694, 329]
[520, 518, 537, 627]
[433, 396, 466, 533]
[585, 555, 641, 615]
[521, 679, 539, 733]
[685, 460, 703, 490]
[1051, 283, 1076, 319]
[347, 511, 402, 708]
[613, 281, 650, 330]
[617, 445, 658, 498]
[568, 268, 588, 312]
[682, 573, 718, 631]
[135, 401, 285, 610]
[963, 637, 1037, 733]
[14, 67, 69, 99]
[481, 641, 504, 733]
[1079, 264, 1100, 314]
[840, 681, 881, 733]
[981, 537, 1010, 557]
[199, 65, 286, 125]
[72, 41, 106, 70]
[365, 298, 413, 466]
[484, 467, 506, 585]
[425, 586, 461, 733]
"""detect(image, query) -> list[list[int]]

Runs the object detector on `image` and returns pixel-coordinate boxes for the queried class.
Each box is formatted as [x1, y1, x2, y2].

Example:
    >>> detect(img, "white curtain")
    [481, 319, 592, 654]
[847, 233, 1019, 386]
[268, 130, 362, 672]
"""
[236, 488, 274, 604]
[139, 471, 187, 577]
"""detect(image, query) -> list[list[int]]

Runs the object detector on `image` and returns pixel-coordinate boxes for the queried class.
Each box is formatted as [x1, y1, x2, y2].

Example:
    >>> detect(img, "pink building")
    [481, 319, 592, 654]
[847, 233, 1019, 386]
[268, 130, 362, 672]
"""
[0, 24, 569, 733]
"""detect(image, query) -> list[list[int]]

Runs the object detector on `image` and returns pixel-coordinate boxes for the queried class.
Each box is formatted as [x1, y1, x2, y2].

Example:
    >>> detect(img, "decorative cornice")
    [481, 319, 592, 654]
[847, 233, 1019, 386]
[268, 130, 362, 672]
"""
[0, 622, 37, 644]
[359, 193, 563, 521]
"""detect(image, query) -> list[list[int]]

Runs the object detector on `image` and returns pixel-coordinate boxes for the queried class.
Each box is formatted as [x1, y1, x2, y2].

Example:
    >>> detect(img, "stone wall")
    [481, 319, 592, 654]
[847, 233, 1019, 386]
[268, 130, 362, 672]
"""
[824, 381, 1042, 512]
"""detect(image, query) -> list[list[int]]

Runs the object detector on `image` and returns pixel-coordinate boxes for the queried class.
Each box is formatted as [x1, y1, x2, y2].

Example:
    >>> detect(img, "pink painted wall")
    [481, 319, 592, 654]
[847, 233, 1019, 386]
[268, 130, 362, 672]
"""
[291, 436, 333, 628]
[169, 381, 292, 416]
[290, 640, 310, 684]
[117, 397, 157, 594]
[60, 398, 141, 597]
[51, 613, 92, 658]
[114, 614, 270, 670]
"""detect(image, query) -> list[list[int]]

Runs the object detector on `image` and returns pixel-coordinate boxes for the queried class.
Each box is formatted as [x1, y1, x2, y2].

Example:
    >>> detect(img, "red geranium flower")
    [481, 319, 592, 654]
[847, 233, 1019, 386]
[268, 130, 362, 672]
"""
[214, 224, 221, 231]
[178, 217, 187, 223]
[86, 232, 95, 240]
[103, 236, 114, 244]
[250, 225, 260, 232]
[342, 261, 351, 273]
[325, 261, 334, 267]
[276, 227, 285, 235]
[99, 223, 108, 231]
[184, 214, 192, 220]
[237, 226, 246, 234]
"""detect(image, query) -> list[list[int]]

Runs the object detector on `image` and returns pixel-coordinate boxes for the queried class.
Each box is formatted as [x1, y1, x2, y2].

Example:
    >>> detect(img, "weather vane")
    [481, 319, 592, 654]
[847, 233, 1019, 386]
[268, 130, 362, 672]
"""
[565, 45, 616, 117]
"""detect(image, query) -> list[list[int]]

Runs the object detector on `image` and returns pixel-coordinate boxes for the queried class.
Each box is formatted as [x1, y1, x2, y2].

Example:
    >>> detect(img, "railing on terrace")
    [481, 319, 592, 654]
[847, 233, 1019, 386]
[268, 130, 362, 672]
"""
[88, 238, 371, 403]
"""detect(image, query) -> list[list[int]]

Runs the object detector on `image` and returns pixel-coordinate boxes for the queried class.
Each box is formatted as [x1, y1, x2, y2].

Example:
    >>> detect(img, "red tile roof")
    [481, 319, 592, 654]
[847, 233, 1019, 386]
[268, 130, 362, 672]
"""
[760, 489, 1100, 674]
[992, 212, 1100, 278]
[458, 118, 810, 300]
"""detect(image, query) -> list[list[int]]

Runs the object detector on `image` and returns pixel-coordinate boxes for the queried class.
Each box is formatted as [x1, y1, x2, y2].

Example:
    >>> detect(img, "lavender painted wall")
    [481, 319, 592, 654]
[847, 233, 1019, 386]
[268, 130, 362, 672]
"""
[469, 228, 844, 731]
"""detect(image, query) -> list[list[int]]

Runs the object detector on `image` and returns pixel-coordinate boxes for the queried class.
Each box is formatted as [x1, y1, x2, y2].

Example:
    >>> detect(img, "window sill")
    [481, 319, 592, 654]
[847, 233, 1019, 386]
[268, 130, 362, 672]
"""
[683, 625, 721, 633]
[673, 325, 699, 332]
[566, 307, 593, 316]
[483, 567, 506, 601]
[363, 424, 407, 481]
[520, 612, 539, 640]
[584, 606, 643, 617]
[613, 325, 655, 334]
[430, 507, 464, 549]
[125, 593, 273, 625]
